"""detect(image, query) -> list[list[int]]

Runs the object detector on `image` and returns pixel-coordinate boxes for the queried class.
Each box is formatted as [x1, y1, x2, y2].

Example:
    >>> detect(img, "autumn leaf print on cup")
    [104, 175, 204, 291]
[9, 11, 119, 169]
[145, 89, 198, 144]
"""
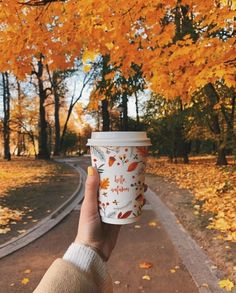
[87, 132, 151, 225]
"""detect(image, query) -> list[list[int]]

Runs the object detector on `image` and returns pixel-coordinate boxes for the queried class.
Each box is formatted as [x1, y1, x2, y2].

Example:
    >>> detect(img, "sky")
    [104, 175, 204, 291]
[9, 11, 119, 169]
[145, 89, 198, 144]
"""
[0, 72, 149, 126]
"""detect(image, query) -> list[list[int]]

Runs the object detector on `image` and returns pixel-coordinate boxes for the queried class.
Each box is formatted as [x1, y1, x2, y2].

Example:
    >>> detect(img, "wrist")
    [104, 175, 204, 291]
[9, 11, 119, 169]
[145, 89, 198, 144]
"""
[74, 237, 107, 261]
[63, 243, 111, 291]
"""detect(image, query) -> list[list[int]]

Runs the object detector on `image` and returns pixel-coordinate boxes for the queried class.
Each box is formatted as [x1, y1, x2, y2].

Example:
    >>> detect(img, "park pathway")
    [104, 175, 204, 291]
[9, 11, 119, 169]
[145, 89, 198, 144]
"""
[0, 156, 223, 293]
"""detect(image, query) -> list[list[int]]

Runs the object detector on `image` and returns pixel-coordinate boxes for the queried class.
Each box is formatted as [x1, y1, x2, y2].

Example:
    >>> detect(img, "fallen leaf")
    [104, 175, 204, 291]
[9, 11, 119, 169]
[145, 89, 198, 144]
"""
[21, 278, 29, 285]
[233, 266, 236, 271]
[218, 279, 234, 291]
[201, 283, 209, 288]
[175, 266, 180, 270]
[17, 229, 26, 234]
[114, 281, 120, 285]
[134, 225, 141, 229]
[148, 221, 157, 227]
[139, 262, 153, 269]
[0, 228, 11, 234]
[24, 269, 31, 274]
[170, 269, 176, 273]
[142, 275, 151, 280]
[10, 283, 15, 287]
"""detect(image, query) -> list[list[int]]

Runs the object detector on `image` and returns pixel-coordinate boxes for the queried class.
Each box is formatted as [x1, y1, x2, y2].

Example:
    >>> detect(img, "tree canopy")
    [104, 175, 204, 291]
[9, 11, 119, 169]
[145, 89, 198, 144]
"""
[0, 0, 235, 100]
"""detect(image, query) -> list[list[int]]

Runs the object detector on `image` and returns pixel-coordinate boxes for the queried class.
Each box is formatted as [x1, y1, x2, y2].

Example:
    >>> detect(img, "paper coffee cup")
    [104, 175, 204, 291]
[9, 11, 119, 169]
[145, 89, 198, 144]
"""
[87, 132, 151, 225]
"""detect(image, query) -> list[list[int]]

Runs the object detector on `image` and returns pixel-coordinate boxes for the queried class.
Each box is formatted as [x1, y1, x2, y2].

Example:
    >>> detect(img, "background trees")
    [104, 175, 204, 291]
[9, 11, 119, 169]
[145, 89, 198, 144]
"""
[0, 0, 234, 164]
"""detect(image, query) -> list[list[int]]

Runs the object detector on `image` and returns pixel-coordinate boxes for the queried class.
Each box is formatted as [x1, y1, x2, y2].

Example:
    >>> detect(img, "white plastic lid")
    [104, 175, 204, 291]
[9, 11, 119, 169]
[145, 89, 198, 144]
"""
[87, 131, 151, 146]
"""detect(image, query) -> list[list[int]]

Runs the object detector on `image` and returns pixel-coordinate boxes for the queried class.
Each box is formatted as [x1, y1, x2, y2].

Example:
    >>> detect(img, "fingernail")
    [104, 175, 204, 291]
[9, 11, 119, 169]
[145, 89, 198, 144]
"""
[87, 166, 94, 176]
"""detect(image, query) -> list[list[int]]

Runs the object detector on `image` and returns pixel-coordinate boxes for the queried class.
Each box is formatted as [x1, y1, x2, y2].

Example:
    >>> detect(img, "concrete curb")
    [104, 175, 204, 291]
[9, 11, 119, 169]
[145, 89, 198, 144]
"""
[0, 161, 86, 260]
[145, 187, 227, 293]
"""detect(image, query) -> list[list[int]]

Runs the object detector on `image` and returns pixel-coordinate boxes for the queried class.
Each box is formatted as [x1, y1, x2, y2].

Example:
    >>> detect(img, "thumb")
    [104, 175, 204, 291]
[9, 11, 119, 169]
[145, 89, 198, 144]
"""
[83, 166, 100, 207]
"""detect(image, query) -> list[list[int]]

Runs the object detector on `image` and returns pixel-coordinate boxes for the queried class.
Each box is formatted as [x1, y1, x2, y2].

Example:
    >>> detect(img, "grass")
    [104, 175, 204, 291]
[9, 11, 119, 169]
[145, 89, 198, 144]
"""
[0, 157, 80, 244]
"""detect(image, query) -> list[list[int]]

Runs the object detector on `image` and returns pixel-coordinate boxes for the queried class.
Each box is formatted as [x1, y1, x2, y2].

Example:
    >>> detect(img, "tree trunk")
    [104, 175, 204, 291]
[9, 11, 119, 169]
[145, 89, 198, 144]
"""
[217, 145, 228, 165]
[2, 72, 11, 161]
[53, 73, 61, 156]
[204, 83, 228, 165]
[16, 82, 23, 156]
[102, 99, 110, 131]
[37, 58, 50, 160]
[60, 105, 73, 150]
[122, 94, 128, 131]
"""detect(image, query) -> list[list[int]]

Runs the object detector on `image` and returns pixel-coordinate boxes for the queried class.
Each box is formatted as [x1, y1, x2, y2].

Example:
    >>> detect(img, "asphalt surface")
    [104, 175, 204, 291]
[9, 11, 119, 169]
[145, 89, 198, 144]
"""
[0, 157, 199, 293]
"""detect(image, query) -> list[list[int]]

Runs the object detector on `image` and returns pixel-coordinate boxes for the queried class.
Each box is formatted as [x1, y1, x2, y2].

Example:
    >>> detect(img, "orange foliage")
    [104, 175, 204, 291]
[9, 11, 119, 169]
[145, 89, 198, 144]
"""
[147, 157, 236, 242]
[0, 1, 234, 101]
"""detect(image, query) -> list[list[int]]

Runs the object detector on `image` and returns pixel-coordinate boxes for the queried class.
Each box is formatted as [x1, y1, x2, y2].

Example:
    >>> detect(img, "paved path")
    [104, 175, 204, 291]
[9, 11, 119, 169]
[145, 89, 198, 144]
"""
[0, 156, 221, 293]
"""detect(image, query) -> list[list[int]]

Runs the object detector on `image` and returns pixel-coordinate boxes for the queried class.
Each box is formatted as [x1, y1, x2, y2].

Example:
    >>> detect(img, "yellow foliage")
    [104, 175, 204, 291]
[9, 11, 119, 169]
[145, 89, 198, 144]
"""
[218, 279, 234, 291]
[146, 157, 236, 242]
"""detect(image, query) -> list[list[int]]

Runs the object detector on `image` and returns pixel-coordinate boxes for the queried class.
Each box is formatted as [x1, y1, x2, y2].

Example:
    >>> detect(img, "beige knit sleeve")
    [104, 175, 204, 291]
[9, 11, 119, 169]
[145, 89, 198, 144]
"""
[33, 245, 113, 293]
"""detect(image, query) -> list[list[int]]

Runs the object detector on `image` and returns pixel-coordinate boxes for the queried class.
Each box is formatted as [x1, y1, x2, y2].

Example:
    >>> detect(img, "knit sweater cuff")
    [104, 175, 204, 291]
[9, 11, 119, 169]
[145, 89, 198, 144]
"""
[63, 243, 111, 291]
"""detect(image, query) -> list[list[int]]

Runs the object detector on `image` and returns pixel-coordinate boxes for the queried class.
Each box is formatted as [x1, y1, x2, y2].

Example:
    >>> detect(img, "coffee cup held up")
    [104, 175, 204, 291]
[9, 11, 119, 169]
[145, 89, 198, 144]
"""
[87, 132, 151, 225]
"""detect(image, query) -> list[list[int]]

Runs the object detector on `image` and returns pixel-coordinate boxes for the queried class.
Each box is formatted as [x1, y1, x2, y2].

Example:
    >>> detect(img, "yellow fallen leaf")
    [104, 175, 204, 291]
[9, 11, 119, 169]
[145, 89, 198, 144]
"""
[17, 229, 26, 234]
[24, 269, 31, 274]
[148, 221, 157, 227]
[233, 266, 236, 271]
[170, 269, 176, 273]
[21, 278, 29, 285]
[193, 211, 199, 215]
[218, 279, 234, 291]
[0, 228, 11, 234]
[142, 275, 151, 280]
[139, 262, 153, 269]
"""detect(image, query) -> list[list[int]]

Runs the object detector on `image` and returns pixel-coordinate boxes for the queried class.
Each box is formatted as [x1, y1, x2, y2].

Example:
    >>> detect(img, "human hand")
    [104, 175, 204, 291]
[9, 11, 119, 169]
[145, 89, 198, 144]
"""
[75, 166, 121, 261]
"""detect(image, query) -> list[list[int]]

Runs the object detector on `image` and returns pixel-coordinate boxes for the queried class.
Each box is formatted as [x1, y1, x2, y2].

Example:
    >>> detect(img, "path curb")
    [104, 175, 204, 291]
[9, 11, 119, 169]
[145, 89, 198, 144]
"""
[145, 187, 226, 293]
[0, 161, 86, 260]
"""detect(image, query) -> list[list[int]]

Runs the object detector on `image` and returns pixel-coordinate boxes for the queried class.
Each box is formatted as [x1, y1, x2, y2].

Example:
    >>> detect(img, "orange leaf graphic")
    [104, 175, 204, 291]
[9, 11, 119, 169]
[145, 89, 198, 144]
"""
[100, 178, 110, 189]
[137, 147, 149, 157]
[127, 162, 139, 172]
[108, 156, 116, 167]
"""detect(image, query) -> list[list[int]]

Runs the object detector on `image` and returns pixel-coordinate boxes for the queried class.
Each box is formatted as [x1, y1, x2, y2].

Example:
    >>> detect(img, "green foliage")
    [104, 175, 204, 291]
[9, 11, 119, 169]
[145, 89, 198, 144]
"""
[61, 131, 79, 154]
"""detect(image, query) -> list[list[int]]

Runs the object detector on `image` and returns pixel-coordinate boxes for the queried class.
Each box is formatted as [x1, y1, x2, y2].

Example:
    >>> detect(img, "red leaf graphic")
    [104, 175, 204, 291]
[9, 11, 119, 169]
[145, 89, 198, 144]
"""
[127, 162, 139, 172]
[135, 194, 144, 201]
[108, 156, 116, 167]
[120, 210, 132, 219]
[118, 212, 123, 219]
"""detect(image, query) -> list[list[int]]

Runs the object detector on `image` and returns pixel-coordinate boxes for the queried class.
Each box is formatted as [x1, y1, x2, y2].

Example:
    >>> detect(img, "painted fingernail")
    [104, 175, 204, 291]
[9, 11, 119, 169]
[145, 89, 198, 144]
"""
[87, 166, 94, 176]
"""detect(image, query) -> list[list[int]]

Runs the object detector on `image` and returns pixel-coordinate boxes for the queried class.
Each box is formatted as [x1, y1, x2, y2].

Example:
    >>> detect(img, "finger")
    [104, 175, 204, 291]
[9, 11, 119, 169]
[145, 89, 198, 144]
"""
[83, 166, 100, 209]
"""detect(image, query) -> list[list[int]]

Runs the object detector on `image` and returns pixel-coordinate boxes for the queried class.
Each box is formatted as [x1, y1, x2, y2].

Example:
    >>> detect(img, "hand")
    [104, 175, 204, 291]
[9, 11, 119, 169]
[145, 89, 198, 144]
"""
[75, 166, 121, 261]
